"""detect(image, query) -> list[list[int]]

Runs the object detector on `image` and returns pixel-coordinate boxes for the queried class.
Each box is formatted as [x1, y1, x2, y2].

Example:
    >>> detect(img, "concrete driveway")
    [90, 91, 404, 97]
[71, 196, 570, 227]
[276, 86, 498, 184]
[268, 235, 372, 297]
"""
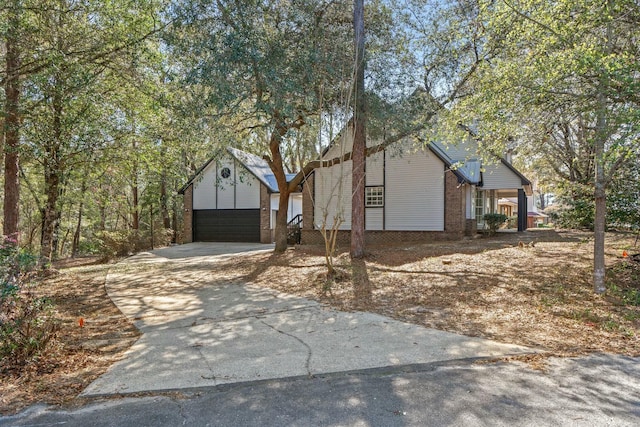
[83, 243, 534, 396]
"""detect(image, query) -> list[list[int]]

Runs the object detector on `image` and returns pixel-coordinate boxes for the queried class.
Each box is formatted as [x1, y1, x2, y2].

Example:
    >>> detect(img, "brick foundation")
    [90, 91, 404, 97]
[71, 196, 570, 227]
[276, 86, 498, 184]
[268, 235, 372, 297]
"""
[301, 229, 464, 247]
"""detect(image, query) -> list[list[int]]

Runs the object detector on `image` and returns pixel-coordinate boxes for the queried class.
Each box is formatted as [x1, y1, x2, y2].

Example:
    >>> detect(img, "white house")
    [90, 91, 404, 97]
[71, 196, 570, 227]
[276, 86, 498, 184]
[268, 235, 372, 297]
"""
[179, 147, 302, 243]
[302, 131, 532, 245]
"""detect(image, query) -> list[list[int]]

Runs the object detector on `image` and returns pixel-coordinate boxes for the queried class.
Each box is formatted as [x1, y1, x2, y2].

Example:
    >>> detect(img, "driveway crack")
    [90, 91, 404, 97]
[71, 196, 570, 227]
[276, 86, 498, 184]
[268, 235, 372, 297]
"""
[260, 320, 314, 378]
[192, 342, 217, 383]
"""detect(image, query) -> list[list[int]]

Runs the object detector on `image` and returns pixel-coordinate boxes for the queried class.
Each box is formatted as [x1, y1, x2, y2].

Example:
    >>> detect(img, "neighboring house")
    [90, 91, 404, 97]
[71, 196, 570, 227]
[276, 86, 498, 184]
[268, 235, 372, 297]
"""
[499, 195, 549, 228]
[302, 131, 532, 245]
[179, 147, 302, 243]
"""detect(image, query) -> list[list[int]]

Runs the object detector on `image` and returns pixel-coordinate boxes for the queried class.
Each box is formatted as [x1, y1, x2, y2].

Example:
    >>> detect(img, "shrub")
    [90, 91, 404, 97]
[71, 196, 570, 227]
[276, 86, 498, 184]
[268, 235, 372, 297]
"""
[483, 213, 508, 235]
[95, 228, 175, 260]
[0, 236, 58, 366]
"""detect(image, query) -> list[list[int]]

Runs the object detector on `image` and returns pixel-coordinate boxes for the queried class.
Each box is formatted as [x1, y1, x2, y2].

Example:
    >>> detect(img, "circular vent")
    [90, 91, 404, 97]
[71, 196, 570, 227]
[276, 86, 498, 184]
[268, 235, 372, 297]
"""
[220, 167, 231, 178]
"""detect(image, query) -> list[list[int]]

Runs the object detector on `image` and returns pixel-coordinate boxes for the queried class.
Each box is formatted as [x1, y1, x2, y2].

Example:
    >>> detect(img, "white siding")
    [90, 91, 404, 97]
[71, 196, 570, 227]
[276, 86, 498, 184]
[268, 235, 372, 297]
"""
[216, 158, 236, 209]
[235, 170, 260, 209]
[481, 162, 522, 190]
[366, 208, 384, 230]
[313, 161, 352, 230]
[193, 155, 262, 210]
[193, 162, 217, 210]
[366, 151, 384, 186]
[385, 147, 445, 231]
[269, 194, 303, 228]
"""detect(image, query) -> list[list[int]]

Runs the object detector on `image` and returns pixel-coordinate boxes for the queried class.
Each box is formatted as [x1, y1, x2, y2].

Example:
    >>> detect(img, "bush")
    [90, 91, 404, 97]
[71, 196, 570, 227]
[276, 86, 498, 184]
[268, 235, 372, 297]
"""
[95, 228, 175, 260]
[483, 213, 508, 235]
[0, 236, 58, 366]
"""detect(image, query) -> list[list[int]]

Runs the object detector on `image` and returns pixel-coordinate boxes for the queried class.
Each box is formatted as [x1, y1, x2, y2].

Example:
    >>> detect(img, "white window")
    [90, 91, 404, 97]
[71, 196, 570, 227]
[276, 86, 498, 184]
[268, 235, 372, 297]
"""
[365, 186, 384, 207]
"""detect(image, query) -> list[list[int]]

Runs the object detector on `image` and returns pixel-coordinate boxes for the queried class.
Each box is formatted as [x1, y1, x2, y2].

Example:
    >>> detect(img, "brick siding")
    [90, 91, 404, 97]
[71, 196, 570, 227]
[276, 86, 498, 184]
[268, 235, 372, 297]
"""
[260, 184, 272, 243]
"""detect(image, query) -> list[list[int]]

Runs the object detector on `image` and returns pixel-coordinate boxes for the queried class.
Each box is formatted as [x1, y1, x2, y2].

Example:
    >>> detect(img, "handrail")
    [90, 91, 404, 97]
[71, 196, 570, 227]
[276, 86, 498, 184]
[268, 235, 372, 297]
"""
[287, 214, 303, 227]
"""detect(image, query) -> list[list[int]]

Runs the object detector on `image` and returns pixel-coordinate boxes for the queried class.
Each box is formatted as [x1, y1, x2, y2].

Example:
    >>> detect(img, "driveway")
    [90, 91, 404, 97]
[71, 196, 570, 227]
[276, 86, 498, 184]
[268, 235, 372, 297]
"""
[83, 243, 533, 396]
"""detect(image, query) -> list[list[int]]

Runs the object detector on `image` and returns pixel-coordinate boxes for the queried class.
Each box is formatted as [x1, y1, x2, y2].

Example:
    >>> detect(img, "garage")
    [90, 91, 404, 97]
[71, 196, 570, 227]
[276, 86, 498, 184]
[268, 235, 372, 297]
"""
[193, 209, 260, 242]
[180, 147, 303, 244]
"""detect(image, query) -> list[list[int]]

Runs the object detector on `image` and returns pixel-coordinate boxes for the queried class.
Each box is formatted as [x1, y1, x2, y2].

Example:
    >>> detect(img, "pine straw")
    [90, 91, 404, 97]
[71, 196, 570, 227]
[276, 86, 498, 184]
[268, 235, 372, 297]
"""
[0, 259, 140, 415]
[241, 230, 640, 359]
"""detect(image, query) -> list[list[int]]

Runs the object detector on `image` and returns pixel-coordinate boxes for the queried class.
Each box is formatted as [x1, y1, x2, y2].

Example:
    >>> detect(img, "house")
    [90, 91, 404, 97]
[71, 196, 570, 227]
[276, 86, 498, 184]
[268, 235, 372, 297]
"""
[499, 195, 549, 228]
[301, 132, 532, 245]
[179, 147, 302, 243]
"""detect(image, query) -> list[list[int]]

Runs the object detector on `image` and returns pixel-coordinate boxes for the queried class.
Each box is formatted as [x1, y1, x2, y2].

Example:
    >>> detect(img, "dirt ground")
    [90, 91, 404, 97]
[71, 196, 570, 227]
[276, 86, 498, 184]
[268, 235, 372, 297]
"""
[1, 229, 639, 415]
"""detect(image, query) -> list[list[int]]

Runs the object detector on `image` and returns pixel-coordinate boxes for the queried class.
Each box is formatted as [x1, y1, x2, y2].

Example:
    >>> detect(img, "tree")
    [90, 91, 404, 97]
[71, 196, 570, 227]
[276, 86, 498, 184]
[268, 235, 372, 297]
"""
[444, 0, 640, 293]
[167, 0, 355, 252]
[1, 0, 166, 256]
[350, 0, 366, 259]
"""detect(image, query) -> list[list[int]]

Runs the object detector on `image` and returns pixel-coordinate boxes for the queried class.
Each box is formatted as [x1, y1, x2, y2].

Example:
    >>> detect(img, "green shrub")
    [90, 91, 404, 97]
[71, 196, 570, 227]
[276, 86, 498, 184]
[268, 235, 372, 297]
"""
[0, 236, 58, 366]
[483, 213, 508, 235]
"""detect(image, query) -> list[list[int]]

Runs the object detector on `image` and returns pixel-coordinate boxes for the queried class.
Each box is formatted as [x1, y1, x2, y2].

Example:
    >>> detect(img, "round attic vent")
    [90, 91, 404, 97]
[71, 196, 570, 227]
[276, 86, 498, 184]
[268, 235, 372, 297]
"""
[220, 167, 231, 179]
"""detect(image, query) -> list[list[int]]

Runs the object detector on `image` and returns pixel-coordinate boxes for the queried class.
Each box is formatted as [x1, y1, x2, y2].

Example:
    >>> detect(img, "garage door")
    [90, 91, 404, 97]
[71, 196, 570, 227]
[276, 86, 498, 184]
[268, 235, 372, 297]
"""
[193, 209, 260, 242]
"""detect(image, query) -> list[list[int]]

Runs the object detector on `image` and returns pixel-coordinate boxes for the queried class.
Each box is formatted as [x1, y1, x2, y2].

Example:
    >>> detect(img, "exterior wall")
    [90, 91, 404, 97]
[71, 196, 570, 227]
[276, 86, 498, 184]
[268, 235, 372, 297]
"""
[260, 184, 271, 243]
[313, 160, 353, 230]
[269, 193, 303, 228]
[465, 219, 477, 236]
[313, 143, 446, 232]
[192, 155, 261, 210]
[183, 184, 193, 243]
[481, 162, 522, 190]
[444, 171, 466, 234]
[385, 147, 445, 231]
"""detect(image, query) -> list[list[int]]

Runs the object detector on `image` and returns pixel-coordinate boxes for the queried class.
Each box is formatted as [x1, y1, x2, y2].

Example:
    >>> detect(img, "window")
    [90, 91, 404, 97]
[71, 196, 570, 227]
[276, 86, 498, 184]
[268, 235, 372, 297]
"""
[475, 189, 485, 225]
[365, 186, 384, 207]
[220, 167, 231, 179]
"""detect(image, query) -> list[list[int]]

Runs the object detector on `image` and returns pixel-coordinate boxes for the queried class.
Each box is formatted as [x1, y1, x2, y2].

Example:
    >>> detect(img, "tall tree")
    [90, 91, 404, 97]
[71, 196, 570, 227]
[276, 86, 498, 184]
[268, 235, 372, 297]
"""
[350, 0, 366, 258]
[2, 0, 24, 238]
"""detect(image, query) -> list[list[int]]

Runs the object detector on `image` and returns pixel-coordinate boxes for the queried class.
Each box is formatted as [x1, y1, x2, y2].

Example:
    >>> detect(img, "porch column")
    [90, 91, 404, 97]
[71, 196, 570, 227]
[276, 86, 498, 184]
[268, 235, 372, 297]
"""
[517, 189, 527, 232]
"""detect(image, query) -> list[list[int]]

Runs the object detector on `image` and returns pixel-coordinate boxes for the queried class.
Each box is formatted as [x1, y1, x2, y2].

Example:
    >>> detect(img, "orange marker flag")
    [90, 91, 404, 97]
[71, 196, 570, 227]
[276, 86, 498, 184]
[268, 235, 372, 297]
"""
[79, 317, 85, 328]
[622, 250, 629, 258]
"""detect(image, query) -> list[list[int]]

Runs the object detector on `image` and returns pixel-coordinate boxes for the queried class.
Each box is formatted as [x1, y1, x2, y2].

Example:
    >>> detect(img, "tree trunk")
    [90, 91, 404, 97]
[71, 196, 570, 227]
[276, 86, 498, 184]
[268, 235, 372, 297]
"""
[275, 187, 291, 251]
[72, 178, 87, 257]
[160, 170, 171, 229]
[3, 3, 21, 239]
[40, 162, 60, 261]
[350, 0, 366, 259]
[593, 8, 612, 295]
[268, 116, 299, 253]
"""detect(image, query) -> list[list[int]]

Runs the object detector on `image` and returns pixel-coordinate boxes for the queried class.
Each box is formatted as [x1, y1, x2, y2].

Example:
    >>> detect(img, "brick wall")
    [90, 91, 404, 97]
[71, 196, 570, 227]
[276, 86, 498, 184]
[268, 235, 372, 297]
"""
[301, 229, 462, 246]
[260, 184, 272, 243]
[444, 171, 466, 234]
[302, 173, 314, 231]
[183, 185, 193, 243]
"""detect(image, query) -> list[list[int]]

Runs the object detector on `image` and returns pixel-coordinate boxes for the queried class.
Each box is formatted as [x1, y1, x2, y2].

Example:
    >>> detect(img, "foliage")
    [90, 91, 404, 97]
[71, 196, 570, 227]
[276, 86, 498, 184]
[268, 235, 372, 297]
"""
[0, 236, 58, 366]
[483, 213, 508, 235]
[95, 228, 174, 260]
[439, 0, 640, 293]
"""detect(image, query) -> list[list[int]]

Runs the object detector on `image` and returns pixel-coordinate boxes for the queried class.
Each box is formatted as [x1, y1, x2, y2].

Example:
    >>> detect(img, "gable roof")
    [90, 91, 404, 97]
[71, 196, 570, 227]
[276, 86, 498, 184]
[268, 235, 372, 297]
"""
[178, 147, 296, 194]
[428, 142, 483, 185]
